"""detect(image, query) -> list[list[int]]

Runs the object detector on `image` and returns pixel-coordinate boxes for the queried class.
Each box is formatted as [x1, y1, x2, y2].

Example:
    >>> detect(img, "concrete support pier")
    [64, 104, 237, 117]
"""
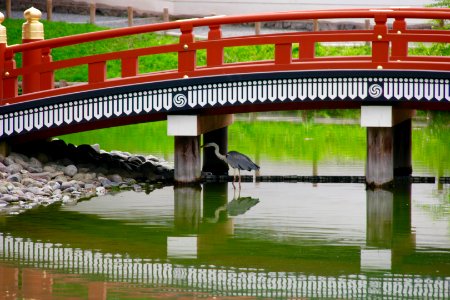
[168, 114, 233, 184]
[361, 106, 414, 187]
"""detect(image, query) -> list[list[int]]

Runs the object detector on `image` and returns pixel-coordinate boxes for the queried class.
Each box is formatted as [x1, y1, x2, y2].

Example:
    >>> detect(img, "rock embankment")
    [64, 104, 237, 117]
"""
[0, 139, 173, 214]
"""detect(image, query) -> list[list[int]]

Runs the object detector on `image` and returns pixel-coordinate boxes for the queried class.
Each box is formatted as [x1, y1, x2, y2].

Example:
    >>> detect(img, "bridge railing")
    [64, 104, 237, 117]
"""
[0, 8, 449, 105]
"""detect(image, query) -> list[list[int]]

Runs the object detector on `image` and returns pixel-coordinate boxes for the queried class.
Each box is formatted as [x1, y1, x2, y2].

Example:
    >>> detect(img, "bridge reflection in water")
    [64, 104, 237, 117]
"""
[0, 183, 448, 298]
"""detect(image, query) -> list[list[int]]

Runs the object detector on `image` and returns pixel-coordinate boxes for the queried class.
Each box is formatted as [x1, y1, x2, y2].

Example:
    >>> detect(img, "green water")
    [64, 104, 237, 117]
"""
[0, 113, 449, 299]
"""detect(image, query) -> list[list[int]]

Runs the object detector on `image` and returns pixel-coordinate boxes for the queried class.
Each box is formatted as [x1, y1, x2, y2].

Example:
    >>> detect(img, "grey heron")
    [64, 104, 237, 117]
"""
[201, 142, 260, 188]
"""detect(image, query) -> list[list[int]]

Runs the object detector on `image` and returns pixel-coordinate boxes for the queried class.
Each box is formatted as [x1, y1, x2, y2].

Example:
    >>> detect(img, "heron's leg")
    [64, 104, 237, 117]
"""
[238, 169, 241, 188]
[232, 169, 236, 189]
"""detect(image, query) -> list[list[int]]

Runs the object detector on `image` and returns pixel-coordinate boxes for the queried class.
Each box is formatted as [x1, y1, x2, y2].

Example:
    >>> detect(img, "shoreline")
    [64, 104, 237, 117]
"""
[0, 139, 174, 215]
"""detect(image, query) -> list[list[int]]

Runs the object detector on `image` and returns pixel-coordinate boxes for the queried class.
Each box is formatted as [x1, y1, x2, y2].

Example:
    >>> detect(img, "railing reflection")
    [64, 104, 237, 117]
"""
[0, 244, 448, 299]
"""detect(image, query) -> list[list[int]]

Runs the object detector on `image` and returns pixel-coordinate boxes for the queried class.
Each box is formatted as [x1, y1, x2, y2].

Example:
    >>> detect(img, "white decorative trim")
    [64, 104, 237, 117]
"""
[0, 75, 448, 138]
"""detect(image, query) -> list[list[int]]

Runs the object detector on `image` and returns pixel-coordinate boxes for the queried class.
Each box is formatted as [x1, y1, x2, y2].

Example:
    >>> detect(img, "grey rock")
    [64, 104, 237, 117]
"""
[72, 173, 87, 182]
[108, 174, 123, 183]
[0, 186, 8, 193]
[14, 158, 29, 168]
[61, 181, 75, 190]
[84, 183, 96, 190]
[42, 186, 54, 194]
[128, 156, 145, 164]
[110, 150, 129, 160]
[100, 178, 113, 187]
[7, 163, 23, 174]
[50, 171, 64, 179]
[21, 177, 37, 186]
[124, 178, 137, 185]
[28, 172, 51, 181]
[64, 165, 78, 177]
[63, 187, 76, 193]
[27, 166, 44, 173]
[146, 155, 160, 162]
[91, 144, 101, 153]
[77, 167, 91, 173]
[48, 181, 61, 191]
[43, 165, 57, 173]
[30, 156, 44, 168]
[9, 152, 29, 163]
[23, 192, 36, 201]
[7, 174, 22, 182]
[24, 187, 47, 196]
[3, 157, 15, 166]
[54, 175, 68, 183]
[0, 194, 19, 202]
[0, 200, 8, 207]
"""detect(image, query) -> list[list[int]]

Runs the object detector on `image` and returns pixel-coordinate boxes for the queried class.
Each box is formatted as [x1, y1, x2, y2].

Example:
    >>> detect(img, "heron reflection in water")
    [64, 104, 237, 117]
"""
[201, 142, 260, 189]
[204, 187, 260, 223]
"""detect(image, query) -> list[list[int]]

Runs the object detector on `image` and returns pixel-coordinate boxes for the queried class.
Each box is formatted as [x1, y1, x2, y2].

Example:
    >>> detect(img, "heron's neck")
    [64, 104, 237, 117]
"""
[212, 144, 227, 161]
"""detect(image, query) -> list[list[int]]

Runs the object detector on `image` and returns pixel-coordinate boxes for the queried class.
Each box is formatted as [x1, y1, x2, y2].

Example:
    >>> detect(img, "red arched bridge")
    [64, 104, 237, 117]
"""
[0, 7, 449, 185]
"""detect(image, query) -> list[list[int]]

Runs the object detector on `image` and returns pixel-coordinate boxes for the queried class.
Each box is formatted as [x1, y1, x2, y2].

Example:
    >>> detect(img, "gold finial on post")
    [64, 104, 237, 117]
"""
[0, 12, 6, 44]
[22, 7, 44, 40]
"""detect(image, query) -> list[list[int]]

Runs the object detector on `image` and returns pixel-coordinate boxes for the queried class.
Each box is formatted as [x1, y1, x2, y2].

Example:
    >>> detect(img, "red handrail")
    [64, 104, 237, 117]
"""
[0, 7, 449, 105]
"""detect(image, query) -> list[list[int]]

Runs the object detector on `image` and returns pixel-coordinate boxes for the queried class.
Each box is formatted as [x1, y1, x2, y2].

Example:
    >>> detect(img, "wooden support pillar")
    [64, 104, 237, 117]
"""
[90, 1, 96, 24]
[163, 8, 169, 22]
[393, 119, 412, 176]
[313, 19, 319, 32]
[366, 127, 394, 186]
[5, 0, 11, 19]
[127, 6, 133, 27]
[361, 106, 414, 187]
[202, 127, 229, 175]
[174, 135, 201, 184]
[46, 0, 53, 21]
[168, 114, 233, 184]
[255, 22, 261, 35]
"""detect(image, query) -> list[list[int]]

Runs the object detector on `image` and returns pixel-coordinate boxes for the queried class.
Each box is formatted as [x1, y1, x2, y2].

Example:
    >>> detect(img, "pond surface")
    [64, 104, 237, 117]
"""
[1, 114, 449, 299]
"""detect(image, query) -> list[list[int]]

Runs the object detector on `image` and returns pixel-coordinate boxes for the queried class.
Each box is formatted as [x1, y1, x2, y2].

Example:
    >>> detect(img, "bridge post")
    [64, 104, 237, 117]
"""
[21, 7, 44, 94]
[0, 12, 6, 100]
[168, 115, 233, 184]
[361, 106, 414, 187]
